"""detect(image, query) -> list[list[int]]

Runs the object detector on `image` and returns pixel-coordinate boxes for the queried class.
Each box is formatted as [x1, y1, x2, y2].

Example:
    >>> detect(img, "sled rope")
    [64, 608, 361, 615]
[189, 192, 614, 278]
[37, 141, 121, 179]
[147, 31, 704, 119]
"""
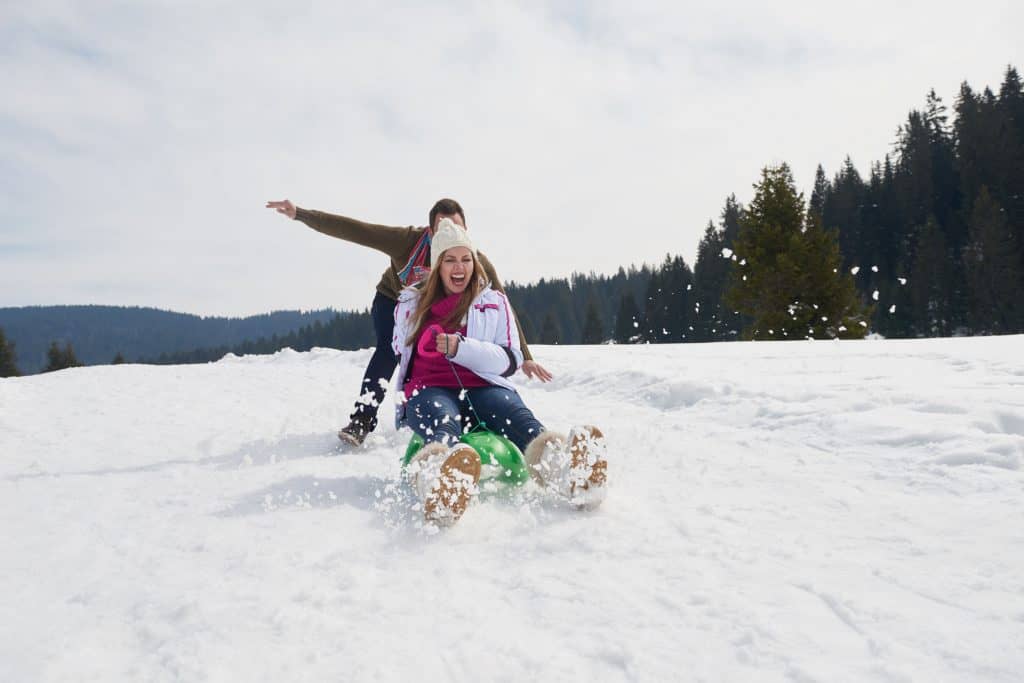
[444, 353, 489, 434]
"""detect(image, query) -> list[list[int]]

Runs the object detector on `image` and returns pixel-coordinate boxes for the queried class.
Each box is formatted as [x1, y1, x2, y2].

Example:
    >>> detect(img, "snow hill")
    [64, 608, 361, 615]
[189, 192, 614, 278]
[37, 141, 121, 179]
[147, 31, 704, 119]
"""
[2, 337, 1023, 682]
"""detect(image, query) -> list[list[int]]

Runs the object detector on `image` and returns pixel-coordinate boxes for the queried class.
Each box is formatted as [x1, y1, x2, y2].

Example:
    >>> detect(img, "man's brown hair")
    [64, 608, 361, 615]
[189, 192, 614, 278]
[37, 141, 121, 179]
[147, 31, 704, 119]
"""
[429, 198, 466, 230]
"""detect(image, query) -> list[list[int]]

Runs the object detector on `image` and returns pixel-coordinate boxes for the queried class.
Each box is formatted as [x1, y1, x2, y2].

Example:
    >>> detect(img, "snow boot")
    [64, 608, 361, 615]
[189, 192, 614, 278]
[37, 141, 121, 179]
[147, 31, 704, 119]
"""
[337, 417, 374, 448]
[410, 442, 482, 526]
[525, 425, 608, 508]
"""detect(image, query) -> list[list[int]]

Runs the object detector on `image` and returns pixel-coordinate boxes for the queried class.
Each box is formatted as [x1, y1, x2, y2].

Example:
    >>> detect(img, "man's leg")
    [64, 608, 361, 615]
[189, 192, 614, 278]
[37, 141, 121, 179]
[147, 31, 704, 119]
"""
[340, 292, 398, 445]
[462, 386, 545, 453]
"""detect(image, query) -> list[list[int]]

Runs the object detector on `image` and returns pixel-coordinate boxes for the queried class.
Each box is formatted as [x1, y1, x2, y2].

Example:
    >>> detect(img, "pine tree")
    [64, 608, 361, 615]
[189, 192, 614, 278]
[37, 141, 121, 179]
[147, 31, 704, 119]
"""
[721, 194, 743, 244]
[808, 164, 829, 220]
[908, 217, 953, 336]
[725, 164, 870, 339]
[800, 212, 873, 338]
[0, 328, 21, 377]
[112, 352, 126, 364]
[581, 301, 604, 344]
[725, 164, 809, 340]
[640, 254, 694, 342]
[962, 187, 1024, 333]
[692, 222, 729, 341]
[691, 197, 746, 340]
[642, 266, 664, 342]
[44, 341, 83, 372]
[997, 67, 1024, 272]
[825, 157, 868, 277]
[612, 293, 641, 343]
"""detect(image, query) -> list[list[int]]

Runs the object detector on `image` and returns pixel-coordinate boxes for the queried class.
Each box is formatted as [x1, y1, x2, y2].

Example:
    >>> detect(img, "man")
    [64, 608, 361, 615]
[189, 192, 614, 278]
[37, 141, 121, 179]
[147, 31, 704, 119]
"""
[266, 197, 552, 447]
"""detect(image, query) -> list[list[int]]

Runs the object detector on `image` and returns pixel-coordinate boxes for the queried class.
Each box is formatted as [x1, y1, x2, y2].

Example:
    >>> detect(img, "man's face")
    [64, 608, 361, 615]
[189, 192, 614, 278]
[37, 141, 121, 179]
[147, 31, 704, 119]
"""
[432, 212, 465, 234]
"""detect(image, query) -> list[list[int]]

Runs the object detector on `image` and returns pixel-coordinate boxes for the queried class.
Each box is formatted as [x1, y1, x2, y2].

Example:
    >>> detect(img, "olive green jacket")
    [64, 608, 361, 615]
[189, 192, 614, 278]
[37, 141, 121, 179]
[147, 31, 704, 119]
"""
[294, 207, 534, 361]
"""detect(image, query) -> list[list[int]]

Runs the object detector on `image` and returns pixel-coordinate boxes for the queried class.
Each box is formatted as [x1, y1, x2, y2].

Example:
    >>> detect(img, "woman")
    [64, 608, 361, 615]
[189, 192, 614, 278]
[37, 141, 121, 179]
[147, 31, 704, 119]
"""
[392, 218, 607, 526]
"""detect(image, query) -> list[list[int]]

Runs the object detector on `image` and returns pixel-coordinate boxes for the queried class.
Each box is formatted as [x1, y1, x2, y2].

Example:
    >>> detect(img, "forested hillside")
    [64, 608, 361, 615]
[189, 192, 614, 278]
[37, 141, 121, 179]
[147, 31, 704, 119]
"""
[0, 306, 340, 373]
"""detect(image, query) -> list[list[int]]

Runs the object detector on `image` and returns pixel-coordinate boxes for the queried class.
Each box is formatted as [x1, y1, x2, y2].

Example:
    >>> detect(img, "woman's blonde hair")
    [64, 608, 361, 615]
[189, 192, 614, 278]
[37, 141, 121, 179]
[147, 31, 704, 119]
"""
[406, 249, 486, 347]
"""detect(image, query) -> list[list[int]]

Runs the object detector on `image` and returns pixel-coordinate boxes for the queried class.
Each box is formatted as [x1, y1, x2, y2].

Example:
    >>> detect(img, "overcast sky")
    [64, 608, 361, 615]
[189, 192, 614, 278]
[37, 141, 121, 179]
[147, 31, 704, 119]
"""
[3, 1, 1022, 317]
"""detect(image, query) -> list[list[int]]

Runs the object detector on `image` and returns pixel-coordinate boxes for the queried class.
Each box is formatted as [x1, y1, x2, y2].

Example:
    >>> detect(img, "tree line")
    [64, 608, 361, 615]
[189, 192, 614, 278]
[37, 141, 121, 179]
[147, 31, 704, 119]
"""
[512, 65, 1024, 343]
[809, 69, 1024, 336]
[0, 305, 339, 372]
[140, 311, 376, 365]
[0, 331, 94, 376]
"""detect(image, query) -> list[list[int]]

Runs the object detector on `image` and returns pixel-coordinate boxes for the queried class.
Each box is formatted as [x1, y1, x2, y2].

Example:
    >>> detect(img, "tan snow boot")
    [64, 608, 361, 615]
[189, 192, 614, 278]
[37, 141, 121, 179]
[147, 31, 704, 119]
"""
[410, 442, 482, 527]
[525, 426, 608, 508]
[567, 425, 608, 507]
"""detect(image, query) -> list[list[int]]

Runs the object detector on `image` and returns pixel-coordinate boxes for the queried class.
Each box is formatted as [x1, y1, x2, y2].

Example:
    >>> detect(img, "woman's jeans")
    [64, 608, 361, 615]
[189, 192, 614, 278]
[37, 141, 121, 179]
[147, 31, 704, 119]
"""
[406, 385, 545, 453]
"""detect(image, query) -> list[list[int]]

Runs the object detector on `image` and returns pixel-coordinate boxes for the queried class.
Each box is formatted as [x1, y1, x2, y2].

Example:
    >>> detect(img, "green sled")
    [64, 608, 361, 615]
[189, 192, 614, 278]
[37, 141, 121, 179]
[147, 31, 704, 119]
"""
[402, 430, 531, 486]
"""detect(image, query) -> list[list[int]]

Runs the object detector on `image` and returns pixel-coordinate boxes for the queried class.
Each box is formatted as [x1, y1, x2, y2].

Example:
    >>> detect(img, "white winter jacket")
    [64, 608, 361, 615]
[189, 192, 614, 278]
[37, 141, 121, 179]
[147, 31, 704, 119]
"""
[391, 283, 524, 427]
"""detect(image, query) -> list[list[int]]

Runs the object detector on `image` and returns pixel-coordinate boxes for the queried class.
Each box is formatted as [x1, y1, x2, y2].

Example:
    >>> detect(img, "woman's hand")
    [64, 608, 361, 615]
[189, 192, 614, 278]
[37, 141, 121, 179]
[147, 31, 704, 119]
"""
[265, 199, 297, 219]
[435, 333, 460, 357]
[522, 360, 553, 382]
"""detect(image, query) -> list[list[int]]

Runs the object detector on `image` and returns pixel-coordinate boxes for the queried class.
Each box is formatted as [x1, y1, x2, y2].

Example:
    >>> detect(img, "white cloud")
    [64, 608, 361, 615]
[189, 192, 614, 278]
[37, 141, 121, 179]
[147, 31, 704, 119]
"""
[2, 0, 1022, 315]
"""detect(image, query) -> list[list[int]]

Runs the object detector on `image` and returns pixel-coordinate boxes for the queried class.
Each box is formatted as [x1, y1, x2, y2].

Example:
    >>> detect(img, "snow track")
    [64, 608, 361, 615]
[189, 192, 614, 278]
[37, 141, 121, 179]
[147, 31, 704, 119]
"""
[2, 338, 1023, 681]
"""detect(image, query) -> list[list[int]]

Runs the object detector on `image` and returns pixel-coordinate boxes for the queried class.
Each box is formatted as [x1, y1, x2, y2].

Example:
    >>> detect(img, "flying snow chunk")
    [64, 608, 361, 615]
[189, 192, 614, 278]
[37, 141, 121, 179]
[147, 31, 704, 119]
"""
[851, 266, 860, 275]
[898, 277, 907, 285]
[889, 305, 896, 313]
[872, 290, 880, 301]
[872, 265, 879, 272]
[721, 248, 733, 258]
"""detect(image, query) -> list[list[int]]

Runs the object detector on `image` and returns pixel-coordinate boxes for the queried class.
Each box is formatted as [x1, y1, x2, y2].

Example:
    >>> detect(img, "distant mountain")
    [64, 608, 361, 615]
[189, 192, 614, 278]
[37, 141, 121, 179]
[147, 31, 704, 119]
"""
[0, 305, 345, 373]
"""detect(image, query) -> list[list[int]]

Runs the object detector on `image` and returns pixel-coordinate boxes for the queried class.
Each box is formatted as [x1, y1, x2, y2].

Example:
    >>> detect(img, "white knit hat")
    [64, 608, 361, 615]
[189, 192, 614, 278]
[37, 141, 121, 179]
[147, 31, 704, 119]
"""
[431, 217, 476, 264]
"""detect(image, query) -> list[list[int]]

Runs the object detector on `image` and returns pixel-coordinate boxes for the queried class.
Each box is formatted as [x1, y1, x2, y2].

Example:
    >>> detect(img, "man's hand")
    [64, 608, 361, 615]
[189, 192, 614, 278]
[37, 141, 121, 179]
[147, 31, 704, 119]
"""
[435, 333, 460, 357]
[266, 199, 297, 219]
[522, 360, 553, 382]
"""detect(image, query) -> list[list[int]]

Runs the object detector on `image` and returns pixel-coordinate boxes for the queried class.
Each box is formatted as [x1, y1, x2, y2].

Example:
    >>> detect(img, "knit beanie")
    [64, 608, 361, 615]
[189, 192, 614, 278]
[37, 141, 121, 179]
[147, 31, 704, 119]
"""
[430, 217, 476, 264]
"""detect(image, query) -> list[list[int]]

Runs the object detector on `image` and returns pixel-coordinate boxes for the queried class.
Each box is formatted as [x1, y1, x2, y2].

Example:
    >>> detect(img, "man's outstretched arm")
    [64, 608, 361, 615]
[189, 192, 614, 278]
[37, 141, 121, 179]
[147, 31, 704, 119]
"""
[266, 199, 417, 261]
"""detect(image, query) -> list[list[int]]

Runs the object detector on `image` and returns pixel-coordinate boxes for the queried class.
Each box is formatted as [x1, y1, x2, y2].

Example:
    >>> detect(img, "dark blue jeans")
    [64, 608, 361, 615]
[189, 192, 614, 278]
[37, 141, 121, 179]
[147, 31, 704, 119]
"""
[406, 385, 546, 452]
[350, 292, 399, 431]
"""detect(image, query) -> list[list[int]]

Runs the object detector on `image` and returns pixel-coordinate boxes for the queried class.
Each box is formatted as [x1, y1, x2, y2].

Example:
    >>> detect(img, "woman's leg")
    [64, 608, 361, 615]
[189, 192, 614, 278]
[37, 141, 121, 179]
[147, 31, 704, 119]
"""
[406, 387, 481, 525]
[463, 386, 545, 453]
[406, 387, 465, 446]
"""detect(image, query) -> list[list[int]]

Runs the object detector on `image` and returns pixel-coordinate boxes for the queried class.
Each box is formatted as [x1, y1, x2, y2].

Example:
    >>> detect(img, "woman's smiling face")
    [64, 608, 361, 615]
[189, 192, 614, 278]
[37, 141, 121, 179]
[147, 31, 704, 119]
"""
[439, 246, 474, 296]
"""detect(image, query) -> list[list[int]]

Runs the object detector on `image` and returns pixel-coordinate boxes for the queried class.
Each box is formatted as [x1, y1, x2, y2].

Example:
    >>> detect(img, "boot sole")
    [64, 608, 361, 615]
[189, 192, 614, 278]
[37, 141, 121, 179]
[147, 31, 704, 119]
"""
[337, 431, 364, 448]
[569, 426, 608, 504]
[424, 446, 482, 526]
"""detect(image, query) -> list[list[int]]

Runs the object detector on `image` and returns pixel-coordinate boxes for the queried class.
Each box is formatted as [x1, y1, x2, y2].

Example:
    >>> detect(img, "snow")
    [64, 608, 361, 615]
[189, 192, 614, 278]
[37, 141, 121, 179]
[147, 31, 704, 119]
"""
[2, 337, 1024, 682]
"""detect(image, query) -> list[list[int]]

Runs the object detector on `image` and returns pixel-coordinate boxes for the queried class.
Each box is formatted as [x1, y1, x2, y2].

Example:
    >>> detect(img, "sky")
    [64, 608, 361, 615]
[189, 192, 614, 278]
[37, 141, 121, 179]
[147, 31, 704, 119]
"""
[3, 1, 1022, 317]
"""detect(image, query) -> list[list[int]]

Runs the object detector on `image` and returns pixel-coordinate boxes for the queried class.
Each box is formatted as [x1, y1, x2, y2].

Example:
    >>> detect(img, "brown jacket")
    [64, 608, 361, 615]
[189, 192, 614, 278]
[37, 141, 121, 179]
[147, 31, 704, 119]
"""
[294, 207, 534, 361]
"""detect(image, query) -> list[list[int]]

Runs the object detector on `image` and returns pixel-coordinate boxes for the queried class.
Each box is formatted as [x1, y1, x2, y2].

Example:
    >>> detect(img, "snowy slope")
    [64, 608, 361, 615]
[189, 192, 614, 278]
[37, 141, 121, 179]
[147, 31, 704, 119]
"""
[2, 337, 1023, 682]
